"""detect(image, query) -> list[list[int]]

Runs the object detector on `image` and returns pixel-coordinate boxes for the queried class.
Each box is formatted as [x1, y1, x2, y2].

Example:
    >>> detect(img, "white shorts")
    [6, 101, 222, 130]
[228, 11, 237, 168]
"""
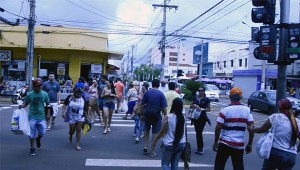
[49, 103, 59, 117]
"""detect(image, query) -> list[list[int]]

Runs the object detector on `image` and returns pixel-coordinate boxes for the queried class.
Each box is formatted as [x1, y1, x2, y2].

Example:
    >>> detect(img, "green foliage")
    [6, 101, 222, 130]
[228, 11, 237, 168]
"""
[182, 80, 204, 101]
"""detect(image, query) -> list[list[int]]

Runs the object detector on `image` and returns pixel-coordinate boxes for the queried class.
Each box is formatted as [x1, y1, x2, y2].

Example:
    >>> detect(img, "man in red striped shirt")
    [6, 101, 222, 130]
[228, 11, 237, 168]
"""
[212, 87, 254, 170]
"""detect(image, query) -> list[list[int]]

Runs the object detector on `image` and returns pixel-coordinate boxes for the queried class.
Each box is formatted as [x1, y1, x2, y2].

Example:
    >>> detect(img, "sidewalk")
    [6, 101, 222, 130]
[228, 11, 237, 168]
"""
[0, 95, 12, 103]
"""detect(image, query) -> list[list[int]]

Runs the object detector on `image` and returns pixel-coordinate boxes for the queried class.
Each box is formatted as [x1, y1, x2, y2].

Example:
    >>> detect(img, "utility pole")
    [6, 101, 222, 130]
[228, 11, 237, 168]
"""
[198, 40, 204, 82]
[152, 0, 178, 80]
[126, 50, 130, 82]
[26, 0, 36, 90]
[276, 0, 290, 105]
[261, 60, 266, 90]
[131, 45, 134, 81]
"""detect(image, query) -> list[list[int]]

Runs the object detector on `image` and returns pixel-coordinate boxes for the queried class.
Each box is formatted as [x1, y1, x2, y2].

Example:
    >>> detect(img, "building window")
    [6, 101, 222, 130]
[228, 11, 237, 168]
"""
[169, 52, 178, 56]
[239, 59, 242, 67]
[169, 57, 177, 61]
[217, 61, 219, 68]
[230, 60, 233, 67]
[245, 58, 247, 67]
[223, 61, 226, 68]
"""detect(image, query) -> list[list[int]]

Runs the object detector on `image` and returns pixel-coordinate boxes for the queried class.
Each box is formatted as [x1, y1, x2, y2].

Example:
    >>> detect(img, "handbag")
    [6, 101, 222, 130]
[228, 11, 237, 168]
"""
[181, 121, 191, 170]
[133, 102, 144, 115]
[256, 121, 276, 159]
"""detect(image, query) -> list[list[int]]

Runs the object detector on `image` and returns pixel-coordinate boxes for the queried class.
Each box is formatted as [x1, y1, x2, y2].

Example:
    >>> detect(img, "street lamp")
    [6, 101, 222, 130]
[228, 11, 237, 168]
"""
[176, 38, 186, 83]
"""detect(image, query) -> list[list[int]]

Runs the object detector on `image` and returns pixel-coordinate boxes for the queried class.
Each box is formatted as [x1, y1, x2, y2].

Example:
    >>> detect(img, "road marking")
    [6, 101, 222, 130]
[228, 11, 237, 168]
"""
[1, 106, 12, 109]
[85, 159, 214, 168]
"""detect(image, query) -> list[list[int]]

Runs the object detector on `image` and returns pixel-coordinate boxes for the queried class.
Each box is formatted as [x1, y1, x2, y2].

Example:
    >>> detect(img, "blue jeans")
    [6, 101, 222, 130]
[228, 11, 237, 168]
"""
[262, 147, 297, 170]
[133, 114, 139, 135]
[161, 143, 185, 170]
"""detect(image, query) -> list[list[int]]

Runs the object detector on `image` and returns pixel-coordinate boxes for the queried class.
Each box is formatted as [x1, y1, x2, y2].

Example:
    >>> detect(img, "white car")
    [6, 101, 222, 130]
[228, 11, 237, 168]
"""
[204, 84, 220, 102]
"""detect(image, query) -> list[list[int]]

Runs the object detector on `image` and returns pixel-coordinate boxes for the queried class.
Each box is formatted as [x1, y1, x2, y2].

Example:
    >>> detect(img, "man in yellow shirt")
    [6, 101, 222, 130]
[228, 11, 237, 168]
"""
[164, 82, 180, 115]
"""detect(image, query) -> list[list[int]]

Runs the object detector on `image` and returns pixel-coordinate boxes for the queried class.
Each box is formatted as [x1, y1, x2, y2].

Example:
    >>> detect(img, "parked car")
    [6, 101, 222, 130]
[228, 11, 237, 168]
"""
[247, 90, 300, 115]
[204, 84, 220, 102]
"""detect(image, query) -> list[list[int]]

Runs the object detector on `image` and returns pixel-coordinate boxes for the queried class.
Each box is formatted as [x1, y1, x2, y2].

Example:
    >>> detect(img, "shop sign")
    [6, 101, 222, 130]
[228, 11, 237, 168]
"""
[0, 50, 12, 61]
[91, 64, 102, 73]
[57, 63, 65, 76]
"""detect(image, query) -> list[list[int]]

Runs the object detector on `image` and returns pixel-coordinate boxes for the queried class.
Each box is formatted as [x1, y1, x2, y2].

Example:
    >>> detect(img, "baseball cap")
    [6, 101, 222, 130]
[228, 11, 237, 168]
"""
[32, 79, 43, 86]
[230, 87, 242, 99]
[133, 81, 139, 86]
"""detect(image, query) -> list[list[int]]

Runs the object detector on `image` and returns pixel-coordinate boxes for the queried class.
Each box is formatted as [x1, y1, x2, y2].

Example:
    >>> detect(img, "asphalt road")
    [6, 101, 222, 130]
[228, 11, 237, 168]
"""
[0, 98, 299, 170]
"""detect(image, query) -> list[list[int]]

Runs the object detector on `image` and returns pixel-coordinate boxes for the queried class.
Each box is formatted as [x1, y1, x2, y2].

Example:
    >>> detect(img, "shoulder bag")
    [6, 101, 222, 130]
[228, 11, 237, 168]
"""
[256, 119, 276, 159]
[181, 121, 191, 170]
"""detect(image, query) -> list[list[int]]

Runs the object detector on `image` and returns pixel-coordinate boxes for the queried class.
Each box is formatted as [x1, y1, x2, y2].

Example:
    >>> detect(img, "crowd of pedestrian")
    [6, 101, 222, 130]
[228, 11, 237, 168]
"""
[15, 73, 300, 170]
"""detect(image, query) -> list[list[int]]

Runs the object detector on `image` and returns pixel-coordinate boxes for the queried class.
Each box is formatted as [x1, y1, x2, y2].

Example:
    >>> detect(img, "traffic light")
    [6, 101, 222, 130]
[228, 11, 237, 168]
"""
[251, 0, 276, 24]
[253, 25, 277, 61]
[287, 24, 300, 60]
[177, 70, 184, 77]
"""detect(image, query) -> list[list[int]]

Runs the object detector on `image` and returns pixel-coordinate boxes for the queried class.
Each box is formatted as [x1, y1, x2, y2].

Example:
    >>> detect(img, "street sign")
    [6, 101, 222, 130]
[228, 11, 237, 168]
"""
[287, 24, 300, 60]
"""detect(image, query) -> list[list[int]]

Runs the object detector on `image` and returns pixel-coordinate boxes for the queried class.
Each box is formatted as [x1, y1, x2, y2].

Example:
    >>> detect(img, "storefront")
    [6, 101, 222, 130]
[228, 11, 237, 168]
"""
[0, 25, 123, 94]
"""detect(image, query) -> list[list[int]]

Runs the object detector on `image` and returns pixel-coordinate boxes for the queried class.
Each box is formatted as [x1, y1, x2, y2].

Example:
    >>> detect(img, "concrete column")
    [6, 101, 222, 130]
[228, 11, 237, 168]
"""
[69, 56, 81, 81]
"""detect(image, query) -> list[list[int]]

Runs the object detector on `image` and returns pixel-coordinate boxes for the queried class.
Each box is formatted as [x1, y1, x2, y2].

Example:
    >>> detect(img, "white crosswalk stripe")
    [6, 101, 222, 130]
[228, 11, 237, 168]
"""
[86, 159, 214, 168]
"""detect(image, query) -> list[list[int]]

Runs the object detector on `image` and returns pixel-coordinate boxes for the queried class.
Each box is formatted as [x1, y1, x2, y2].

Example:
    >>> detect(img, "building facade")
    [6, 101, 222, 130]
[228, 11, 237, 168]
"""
[0, 25, 122, 94]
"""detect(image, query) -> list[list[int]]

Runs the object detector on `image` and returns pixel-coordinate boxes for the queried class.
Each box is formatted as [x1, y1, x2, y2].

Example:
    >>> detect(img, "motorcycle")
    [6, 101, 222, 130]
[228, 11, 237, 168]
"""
[11, 85, 28, 104]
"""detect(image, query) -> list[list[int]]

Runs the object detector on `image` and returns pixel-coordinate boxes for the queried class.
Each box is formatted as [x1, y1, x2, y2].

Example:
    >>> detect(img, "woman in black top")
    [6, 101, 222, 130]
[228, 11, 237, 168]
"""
[191, 86, 211, 155]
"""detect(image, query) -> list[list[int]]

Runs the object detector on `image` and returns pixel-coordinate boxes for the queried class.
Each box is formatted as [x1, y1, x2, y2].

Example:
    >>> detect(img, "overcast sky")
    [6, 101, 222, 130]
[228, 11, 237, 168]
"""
[1, 0, 299, 66]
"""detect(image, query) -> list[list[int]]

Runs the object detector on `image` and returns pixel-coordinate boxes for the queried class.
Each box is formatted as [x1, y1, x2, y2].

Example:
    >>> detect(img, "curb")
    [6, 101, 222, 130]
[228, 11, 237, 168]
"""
[0, 96, 12, 103]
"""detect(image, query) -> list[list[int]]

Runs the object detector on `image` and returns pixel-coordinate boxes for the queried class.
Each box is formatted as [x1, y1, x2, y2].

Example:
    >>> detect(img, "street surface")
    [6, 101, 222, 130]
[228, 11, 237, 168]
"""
[0, 97, 299, 170]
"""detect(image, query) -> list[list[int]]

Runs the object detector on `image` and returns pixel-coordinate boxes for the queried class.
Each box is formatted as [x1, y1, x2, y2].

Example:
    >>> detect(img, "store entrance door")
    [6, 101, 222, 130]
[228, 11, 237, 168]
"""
[80, 64, 91, 82]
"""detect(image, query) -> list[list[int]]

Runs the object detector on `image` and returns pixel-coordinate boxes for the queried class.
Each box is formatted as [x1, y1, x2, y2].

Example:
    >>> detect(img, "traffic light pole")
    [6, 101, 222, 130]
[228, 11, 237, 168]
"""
[276, 0, 290, 106]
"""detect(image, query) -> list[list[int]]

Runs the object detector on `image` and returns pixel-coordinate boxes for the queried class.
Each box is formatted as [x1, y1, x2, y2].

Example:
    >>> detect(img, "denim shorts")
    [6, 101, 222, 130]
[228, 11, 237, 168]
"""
[126, 100, 137, 114]
[145, 115, 162, 134]
[29, 119, 46, 139]
[103, 101, 115, 110]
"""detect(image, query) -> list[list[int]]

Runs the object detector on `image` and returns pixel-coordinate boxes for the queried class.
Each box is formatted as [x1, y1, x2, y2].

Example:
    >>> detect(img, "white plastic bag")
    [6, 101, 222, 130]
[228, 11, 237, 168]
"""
[256, 124, 275, 159]
[187, 108, 202, 120]
[121, 99, 128, 112]
[11, 109, 30, 136]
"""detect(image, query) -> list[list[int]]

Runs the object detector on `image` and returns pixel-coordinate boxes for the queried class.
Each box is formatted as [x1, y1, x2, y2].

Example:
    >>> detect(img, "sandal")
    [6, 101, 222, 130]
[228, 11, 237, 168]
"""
[150, 152, 156, 158]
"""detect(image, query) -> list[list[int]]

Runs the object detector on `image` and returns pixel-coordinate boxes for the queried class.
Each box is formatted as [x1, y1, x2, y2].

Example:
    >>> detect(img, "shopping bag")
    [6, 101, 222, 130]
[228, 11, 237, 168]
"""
[187, 108, 202, 120]
[121, 99, 128, 112]
[82, 119, 92, 135]
[11, 109, 30, 136]
[256, 131, 274, 159]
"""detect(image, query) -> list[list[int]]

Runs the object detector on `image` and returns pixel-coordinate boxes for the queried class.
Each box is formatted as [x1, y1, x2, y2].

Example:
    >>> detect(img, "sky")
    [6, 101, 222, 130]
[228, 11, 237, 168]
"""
[1, 0, 299, 67]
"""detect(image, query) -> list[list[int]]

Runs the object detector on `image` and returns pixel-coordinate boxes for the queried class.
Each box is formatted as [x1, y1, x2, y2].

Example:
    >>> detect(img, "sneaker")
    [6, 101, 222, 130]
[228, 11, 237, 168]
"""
[46, 127, 51, 131]
[115, 110, 119, 113]
[103, 129, 108, 134]
[30, 148, 36, 156]
[36, 137, 41, 148]
[195, 148, 204, 155]
[107, 128, 111, 132]
[140, 134, 144, 138]
[143, 146, 148, 153]
[51, 122, 55, 127]
[135, 137, 139, 143]
[132, 133, 136, 137]
[149, 152, 156, 158]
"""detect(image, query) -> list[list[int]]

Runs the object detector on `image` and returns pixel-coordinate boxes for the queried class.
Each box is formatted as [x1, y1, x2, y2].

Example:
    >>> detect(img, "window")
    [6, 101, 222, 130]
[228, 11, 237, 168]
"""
[245, 58, 247, 67]
[169, 57, 177, 61]
[217, 61, 219, 68]
[169, 52, 178, 56]
[223, 61, 226, 68]
[230, 60, 233, 67]
[239, 59, 242, 67]
[172, 70, 177, 74]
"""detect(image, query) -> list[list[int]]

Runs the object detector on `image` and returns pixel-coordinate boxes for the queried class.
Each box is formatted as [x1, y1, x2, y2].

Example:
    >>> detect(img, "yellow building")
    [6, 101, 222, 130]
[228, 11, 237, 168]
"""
[0, 24, 122, 93]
